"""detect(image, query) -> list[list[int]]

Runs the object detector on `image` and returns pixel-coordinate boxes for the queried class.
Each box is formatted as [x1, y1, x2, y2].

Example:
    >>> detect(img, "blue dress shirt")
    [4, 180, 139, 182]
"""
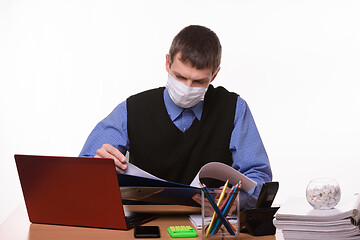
[79, 88, 272, 209]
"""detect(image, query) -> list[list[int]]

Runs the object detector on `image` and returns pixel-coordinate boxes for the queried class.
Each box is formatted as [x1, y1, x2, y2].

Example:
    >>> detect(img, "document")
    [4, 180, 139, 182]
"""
[274, 193, 360, 222]
[117, 162, 257, 206]
[189, 214, 237, 230]
[273, 193, 360, 240]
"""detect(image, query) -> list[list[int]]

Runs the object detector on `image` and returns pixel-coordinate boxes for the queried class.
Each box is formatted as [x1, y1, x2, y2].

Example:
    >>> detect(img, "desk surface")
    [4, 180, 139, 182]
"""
[0, 205, 282, 240]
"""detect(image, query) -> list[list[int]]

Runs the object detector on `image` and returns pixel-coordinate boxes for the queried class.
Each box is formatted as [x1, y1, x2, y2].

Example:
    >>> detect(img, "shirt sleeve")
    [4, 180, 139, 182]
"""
[230, 97, 272, 209]
[79, 101, 129, 157]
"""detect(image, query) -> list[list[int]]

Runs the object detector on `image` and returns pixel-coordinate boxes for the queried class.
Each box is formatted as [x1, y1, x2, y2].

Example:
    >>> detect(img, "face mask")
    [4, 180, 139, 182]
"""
[166, 74, 208, 108]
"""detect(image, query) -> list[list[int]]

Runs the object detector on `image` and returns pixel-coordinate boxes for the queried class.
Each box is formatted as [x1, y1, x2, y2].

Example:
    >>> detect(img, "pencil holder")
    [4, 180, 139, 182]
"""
[201, 187, 240, 239]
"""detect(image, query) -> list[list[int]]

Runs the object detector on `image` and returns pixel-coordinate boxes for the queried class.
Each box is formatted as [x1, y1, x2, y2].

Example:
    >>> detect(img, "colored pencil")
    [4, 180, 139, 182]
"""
[211, 182, 241, 234]
[205, 180, 229, 237]
[201, 184, 235, 235]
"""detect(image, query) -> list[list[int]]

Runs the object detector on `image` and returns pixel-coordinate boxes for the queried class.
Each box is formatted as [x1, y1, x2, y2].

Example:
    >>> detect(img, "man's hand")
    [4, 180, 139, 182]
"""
[192, 194, 214, 215]
[94, 144, 127, 173]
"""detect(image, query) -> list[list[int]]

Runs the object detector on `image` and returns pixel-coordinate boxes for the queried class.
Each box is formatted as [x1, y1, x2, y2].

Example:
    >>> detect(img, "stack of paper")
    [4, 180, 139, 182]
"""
[273, 193, 360, 240]
[189, 214, 238, 230]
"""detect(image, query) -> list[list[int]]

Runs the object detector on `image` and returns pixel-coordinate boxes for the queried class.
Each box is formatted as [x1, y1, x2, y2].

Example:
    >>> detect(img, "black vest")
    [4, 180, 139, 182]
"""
[127, 85, 238, 185]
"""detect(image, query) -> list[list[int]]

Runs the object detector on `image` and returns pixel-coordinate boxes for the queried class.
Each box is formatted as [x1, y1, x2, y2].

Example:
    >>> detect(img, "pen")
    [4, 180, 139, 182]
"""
[205, 180, 229, 237]
[201, 184, 235, 236]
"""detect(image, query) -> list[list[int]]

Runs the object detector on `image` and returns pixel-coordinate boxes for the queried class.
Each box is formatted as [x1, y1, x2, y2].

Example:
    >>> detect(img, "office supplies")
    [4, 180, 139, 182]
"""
[119, 162, 257, 207]
[218, 185, 236, 211]
[240, 182, 280, 236]
[190, 162, 256, 191]
[207, 182, 236, 235]
[255, 181, 279, 208]
[209, 185, 238, 234]
[205, 180, 229, 237]
[240, 208, 279, 236]
[167, 226, 197, 238]
[134, 226, 160, 238]
[189, 214, 238, 230]
[201, 185, 235, 235]
[211, 183, 240, 234]
[14, 154, 156, 230]
[273, 193, 360, 239]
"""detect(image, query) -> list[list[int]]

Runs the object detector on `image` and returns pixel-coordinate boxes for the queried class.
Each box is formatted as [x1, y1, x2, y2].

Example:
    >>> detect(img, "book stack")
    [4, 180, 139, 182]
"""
[273, 193, 360, 240]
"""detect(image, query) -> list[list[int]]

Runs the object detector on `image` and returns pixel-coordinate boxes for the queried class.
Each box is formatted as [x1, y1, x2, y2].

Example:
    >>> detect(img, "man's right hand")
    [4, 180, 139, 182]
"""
[94, 144, 127, 173]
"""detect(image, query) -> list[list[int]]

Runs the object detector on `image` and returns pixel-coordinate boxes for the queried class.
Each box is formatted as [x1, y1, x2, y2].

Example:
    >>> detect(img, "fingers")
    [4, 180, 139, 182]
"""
[95, 144, 127, 173]
[103, 144, 127, 172]
[192, 194, 214, 215]
[192, 194, 201, 204]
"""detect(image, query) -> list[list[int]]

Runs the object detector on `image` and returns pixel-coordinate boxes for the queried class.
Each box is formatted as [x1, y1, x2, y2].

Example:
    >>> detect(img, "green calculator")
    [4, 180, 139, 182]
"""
[168, 225, 198, 238]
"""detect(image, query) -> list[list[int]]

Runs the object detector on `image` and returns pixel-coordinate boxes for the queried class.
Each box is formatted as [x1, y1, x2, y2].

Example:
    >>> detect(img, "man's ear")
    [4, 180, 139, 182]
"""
[210, 67, 220, 83]
[165, 54, 170, 73]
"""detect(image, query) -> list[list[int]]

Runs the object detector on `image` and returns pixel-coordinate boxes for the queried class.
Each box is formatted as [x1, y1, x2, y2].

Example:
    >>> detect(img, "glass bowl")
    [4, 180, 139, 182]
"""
[306, 178, 341, 210]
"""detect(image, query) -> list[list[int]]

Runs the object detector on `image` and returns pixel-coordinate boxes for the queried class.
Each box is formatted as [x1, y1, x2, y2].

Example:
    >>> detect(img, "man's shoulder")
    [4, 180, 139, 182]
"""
[128, 87, 165, 101]
[208, 85, 239, 101]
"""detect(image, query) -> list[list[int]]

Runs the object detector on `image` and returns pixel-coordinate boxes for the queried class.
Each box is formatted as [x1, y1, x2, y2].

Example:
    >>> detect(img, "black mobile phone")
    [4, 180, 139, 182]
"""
[255, 181, 279, 208]
[134, 226, 160, 238]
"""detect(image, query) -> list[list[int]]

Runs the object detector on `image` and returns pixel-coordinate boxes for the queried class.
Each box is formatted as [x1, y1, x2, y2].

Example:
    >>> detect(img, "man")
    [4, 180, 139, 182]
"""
[79, 25, 272, 209]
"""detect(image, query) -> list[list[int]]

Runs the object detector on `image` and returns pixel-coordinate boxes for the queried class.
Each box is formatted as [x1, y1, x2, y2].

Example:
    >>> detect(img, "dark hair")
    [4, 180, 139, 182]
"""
[169, 25, 222, 74]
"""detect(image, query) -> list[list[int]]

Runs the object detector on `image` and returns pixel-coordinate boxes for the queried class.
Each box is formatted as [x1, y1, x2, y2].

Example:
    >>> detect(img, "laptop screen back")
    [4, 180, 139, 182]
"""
[15, 154, 128, 230]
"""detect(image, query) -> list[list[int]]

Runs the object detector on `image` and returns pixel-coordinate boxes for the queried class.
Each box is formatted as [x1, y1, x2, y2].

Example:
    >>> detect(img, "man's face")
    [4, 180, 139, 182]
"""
[166, 53, 216, 88]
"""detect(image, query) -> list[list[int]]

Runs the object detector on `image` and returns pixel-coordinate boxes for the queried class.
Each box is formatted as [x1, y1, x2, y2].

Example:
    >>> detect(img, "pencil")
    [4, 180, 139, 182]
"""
[205, 180, 229, 237]
[201, 184, 235, 236]
[212, 182, 241, 234]
[208, 184, 236, 234]
[219, 185, 237, 233]
[211, 183, 239, 234]
[219, 185, 235, 211]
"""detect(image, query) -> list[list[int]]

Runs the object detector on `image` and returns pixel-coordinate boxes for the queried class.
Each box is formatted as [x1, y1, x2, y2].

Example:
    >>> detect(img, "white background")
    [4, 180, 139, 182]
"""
[1, 0, 359, 224]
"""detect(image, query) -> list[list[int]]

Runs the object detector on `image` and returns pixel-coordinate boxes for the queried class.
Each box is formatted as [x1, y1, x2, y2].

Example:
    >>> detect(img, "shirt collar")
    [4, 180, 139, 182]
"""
[163, 88, 203, 121]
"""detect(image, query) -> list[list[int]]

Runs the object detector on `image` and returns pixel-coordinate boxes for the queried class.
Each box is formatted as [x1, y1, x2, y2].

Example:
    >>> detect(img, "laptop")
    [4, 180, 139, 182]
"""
[14, 154, 156, 230]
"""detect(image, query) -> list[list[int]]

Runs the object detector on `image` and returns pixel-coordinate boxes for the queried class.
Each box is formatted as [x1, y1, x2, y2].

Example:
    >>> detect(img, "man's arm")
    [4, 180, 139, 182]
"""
[230, 97, 272, 209]
[79, 101, 129, 173]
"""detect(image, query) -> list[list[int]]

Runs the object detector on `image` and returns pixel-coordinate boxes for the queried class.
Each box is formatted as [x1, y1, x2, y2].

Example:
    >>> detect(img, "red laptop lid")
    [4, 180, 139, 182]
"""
[14, 154, 128, 230]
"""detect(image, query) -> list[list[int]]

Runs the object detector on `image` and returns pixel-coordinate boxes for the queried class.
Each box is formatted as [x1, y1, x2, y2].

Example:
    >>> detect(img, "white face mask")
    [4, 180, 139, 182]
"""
[166, 74, 208, 108]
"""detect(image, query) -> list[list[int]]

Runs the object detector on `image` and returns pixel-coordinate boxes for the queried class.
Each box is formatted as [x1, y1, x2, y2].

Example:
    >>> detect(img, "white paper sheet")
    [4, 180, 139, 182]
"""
[125, 161, 257, 192]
